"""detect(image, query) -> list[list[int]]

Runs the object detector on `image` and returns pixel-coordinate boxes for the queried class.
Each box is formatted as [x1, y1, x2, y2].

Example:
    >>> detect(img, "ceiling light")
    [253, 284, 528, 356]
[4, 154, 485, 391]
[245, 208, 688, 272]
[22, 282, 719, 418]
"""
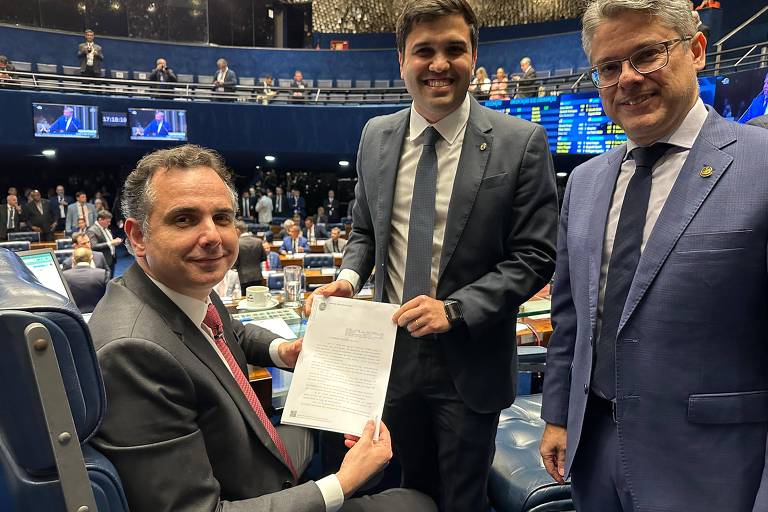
[338, 160, 350, 167]
[556, 172, 568, 178]
[264, 155, 276, 162]
[42, 149, 56, 158]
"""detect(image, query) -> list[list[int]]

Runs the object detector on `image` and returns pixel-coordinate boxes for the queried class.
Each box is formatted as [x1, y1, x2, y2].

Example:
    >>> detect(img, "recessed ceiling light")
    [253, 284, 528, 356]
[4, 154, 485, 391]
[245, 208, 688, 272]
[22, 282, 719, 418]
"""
[556, 172, 568, 178]
[42, 149, 56, 157]
[338, 160, 350, 167]
[264, 155, 276, 162]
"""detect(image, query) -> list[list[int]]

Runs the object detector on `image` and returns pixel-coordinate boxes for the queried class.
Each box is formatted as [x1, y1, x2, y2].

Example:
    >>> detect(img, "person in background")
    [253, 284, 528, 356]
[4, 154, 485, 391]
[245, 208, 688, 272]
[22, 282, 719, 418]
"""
[489, 66, 509, 100]
[256, 188, 274, 224]
[290, 69, 308, 101]
[23, 189, 57, 241]
[62, 232, 110, 276]
[257, 75, 277, 105]
[290, 188, 306, 218]
[234, 220, 266, 296]
[62, 247, 109, 314]
[78, 29, 103, 79]
[143, 110, 170, 137]
[48, 106, 81, 134]
[0, 194, 22, 241]
[281, 224, 309, 254]
[149, 58, 177, 83]
[273, 185, 289, 217]
[739, 71, 768, 123]
[315, 206, 329, 224]
[469, 66, 491, 98]
[49, 184, 72, 231]
[0, 55, 15, 84]
[213, 58, 237, 93]
[262, 240, 281, 271]
[87, 210, 122, 277]
[303, 216, 327, 242]
[325, 190, 340, 223]
[323, 227, 347, 254]
[513, 57, 538, 98]
[277, 219, 294, 240]
[65, 191, 96, 234]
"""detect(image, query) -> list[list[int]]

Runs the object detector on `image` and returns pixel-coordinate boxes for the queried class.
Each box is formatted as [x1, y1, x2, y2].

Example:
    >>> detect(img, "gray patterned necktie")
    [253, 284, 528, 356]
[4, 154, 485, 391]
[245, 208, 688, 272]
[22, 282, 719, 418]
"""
[402, 126, 441, 303]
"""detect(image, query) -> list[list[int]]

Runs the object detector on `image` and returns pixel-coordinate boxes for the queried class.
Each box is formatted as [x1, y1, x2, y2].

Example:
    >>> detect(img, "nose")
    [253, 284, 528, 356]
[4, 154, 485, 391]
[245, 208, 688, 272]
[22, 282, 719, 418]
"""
[429, 53, 450, 74]
[198, 217, 223, 248]
[617, 59, 644, 88]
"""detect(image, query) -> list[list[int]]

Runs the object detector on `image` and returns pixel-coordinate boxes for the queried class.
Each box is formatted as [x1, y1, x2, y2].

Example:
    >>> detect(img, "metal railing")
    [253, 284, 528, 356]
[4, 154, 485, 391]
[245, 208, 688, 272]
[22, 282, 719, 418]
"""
[713, 5, 768, 75]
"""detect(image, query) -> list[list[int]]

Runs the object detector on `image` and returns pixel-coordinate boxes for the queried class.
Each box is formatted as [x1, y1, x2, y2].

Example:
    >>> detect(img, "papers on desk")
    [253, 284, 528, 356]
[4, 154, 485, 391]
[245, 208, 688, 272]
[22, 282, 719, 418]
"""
[320, 267, 337, 276]
[245, 318, 297, 340]
[281, 296, 398, 436]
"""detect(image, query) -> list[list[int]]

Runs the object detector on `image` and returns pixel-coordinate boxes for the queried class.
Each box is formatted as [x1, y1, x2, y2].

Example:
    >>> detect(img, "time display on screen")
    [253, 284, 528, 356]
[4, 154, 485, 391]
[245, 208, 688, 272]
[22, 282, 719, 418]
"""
[102, 111, 128, 127]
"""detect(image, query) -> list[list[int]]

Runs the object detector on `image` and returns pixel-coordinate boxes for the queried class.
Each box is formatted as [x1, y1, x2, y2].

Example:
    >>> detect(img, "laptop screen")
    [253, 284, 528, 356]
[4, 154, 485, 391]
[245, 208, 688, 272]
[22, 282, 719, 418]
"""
[17, 249, 75, 302]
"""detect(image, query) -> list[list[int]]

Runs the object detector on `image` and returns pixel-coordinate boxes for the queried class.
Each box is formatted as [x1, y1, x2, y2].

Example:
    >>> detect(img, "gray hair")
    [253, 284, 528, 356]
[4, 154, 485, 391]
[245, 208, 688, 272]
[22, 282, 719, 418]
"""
[121, 144, 236, 255]
[582, 0, 697, 60]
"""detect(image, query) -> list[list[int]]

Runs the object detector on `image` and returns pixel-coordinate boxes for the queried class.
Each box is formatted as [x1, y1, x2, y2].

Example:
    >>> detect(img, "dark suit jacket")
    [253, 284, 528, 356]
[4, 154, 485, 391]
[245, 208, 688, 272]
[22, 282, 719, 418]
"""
[325, 198, 340, 222]
[143, 119, 169, 137]
[0, 204, 21, 240]
[213, 68, 237, 92]
[89, 264, 325, 511]
[49, 194, 73, 220]
[149, 67, 177, 83]
[235, 234, 266, 285]
[303, 224, 327, 240]
[62, 251, 109, 277]
[63, 265, 109, 313]
[289, 196, 306, 218]
[49, 115, 82, 133]
[342, 96, 558, 413]
[273, 194, 289, 216]
[77, 42, 103, 74]
[542, 109, 768, 511]
[22, 201, 55, 234]
[739, 93, 768, 123]
[86, 224, 115, 268]
[746, 114, 768, 129]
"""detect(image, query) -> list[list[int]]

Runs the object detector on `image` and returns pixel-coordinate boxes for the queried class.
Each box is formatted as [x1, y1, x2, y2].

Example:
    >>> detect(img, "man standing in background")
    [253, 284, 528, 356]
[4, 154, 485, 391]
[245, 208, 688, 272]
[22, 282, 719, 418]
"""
[49, 184, 71, 231]
[78, 29, 103, 79]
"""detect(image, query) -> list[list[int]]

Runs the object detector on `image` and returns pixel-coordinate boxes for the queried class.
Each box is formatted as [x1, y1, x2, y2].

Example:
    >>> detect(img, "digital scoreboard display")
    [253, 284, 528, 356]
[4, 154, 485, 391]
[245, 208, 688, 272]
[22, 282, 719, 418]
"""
[484, 96, 560, 152]
[556, 94, 626, 154]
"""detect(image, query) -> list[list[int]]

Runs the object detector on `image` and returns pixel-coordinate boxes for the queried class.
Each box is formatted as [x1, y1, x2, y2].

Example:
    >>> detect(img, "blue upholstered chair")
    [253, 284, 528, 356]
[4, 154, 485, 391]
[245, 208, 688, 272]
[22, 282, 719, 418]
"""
[0, 241, 31, 252]
[56, 239, 74, 250]
[0, 248, 129, 511]
[54, 249, 73, 266]
[303, 254, 333, 269]
[8, 231, 40, 243]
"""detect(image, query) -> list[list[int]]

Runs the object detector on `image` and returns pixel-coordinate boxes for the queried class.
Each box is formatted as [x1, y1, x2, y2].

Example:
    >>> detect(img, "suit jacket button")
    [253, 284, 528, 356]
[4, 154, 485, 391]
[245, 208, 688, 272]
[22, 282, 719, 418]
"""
[583, 384, 588, 394]
[282, 480, 293, 489]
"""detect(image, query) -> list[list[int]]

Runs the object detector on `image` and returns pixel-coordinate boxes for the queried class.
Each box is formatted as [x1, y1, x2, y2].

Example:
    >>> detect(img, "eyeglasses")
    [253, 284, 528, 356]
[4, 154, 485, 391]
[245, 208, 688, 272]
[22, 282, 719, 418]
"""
[589, 37, 692, 89]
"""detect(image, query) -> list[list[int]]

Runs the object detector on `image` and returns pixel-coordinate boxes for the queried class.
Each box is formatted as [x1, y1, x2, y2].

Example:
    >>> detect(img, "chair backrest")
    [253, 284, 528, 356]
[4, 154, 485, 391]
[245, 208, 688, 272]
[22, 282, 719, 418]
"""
[110, 70, 129, 79]
[54, 249, 73, 266]
[0, 241, 30, 252]
[197, 75, 214, 84]
[354, 79, 371, 89]
[304, 254, 334, 269]
[35, 63, 58, 74]
[267, 273, 284, 290]
[8, 232, 40, 243]
[317, 79, 333, 88]
[0, 248, 129, 512]
[239, 76, 255, 86]
[132, 70, 149, 80]
[61, 65, 80, 76]
[278, 78, 292, 87]
[13, 61, 32, 72]
[56, 239, 73, 251]
[392, 79, 405, 88]
[271, 217, 286, 226]
[554, 67, 573, 77]
[176, 73, 194, 83]
[374, 79, 390, 88]
[336, 79, 352, 89]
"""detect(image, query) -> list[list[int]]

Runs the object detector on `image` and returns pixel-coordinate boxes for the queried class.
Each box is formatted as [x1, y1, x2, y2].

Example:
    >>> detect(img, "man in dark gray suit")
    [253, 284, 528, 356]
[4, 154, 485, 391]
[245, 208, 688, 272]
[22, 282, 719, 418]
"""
[77, 29, 103, 78]
[323, 227, 347, 254]
[63, 247, 109, 313]
[87, 210, 122, 276]
[540, 1, 768, 510]
[61, 232, 110, 277]
[307, 1, 558, 509]
[0, 194, 22, 241]
[89, 144, 435, 512]
[234, 220, 266, 295]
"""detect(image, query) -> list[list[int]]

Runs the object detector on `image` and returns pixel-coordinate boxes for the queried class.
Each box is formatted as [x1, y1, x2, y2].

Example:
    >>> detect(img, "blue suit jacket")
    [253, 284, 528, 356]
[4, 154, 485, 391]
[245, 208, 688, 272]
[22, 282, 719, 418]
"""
[281, 236, 309, 253]
[143, 119, 169, 137]
[739, 92, 768, 123]
[542, 108, 768, 511]
[289, 196, 306, 218]
[49, 115, 81, 133]
[265, 251, 281, 270]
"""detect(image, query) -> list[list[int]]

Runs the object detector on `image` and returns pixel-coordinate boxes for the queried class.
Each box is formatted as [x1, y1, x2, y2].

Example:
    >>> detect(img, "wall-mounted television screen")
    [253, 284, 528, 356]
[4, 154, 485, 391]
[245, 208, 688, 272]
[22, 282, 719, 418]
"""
[128, 108, 187, 141]
[33, 103, 99, 139]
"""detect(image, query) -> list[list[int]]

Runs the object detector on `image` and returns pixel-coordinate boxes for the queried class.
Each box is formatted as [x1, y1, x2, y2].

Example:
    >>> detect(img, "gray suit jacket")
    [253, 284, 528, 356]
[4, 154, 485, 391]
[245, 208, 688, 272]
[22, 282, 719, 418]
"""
[235, 233, 266, 285]
[341, 96, 558, 413]
[746, 114, 768, 129]
[89, 264, 326, 512]
[323, 237, 347, 253]
[542, 109, 768, 511]
[62, 265, 108, 313]
[86, 224, 114, 267]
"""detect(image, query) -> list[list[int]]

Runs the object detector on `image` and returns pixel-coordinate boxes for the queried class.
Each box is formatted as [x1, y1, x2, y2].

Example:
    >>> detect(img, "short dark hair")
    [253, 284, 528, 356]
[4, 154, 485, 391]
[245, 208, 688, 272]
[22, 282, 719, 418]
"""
[305, 216, 315, 224]
[72, 233, 89, 245]
[85, 29, 94, 34]
[396, 0, 479, 55]
[234, 220, 248, 233]
[76, 191, 86, 198]
[97, 210, 112, 221]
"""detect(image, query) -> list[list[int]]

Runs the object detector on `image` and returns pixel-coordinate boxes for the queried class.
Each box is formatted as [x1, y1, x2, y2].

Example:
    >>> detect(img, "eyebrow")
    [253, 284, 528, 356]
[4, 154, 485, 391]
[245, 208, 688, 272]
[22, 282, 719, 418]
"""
[163, 206, 234, 220]
[411, 39, 468, 51]
[593, 39, 666, 64]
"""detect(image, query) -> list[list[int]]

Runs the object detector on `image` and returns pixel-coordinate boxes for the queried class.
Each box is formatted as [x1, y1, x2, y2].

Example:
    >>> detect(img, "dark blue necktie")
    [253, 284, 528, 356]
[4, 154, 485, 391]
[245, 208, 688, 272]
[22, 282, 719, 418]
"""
[402, 126, 441, 303]
[592, 143, 672, 400]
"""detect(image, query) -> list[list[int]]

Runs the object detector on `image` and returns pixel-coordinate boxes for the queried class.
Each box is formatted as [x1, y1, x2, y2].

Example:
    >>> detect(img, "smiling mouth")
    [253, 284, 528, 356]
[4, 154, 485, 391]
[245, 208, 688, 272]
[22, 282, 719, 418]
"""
[423, 78, 454, 88]
[620, 93, 655, 106]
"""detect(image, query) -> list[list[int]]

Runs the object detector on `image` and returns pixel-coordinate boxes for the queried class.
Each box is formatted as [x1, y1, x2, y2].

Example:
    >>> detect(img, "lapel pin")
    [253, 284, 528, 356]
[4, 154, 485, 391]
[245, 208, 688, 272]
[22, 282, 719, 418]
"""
[699, 166, 713, 178]
[480, 142, 488, 151]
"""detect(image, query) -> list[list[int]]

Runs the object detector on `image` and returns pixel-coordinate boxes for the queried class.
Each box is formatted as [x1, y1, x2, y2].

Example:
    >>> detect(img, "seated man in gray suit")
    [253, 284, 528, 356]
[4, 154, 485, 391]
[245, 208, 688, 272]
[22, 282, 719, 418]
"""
[61, 232, 110, 277]
[63, 247, 109, 313]
[89, 144, 435, 512]
[323, 227, 347, 253]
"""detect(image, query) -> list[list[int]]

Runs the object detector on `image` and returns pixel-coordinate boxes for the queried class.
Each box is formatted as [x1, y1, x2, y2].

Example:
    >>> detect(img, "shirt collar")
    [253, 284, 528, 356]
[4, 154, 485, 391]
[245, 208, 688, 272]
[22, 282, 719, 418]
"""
[408, 93, 471, 146]
[625, 98, 708, 158]
[75, 262, 91, 267]
[147, 274, 210, 328]
[239, 232, 253, 238]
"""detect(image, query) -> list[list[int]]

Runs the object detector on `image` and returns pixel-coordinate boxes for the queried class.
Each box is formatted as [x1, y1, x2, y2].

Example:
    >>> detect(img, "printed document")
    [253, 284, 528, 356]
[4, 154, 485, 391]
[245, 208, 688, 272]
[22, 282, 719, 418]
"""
[281, 296, 398, 436]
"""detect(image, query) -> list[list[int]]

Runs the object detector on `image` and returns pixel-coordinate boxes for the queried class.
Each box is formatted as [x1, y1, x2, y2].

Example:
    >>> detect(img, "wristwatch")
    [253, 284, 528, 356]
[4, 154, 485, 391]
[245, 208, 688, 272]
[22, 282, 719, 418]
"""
[443, 299, 463, 325]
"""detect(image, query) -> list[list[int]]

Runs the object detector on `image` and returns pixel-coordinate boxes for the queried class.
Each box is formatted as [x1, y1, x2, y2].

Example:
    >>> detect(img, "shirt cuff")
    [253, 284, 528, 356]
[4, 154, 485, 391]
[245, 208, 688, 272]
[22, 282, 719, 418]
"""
[268, 338, 289, 368]
[336, 269, 361, 294]
[315, 474, 345, 512]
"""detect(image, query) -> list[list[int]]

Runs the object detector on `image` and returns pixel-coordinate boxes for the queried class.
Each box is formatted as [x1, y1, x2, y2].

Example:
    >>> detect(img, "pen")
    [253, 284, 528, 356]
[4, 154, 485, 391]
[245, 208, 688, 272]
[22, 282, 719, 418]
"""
[373, 415, 381, 442]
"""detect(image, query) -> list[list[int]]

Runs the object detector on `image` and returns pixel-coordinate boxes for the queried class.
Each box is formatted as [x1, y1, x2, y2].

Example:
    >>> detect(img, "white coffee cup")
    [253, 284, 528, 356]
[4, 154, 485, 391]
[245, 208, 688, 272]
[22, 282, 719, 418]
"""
[246, 285, 271, 307]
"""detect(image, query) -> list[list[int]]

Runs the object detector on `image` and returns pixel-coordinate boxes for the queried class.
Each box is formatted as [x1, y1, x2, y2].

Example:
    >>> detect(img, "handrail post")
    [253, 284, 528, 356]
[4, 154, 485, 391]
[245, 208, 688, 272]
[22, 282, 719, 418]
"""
[714, 42, 722, 75]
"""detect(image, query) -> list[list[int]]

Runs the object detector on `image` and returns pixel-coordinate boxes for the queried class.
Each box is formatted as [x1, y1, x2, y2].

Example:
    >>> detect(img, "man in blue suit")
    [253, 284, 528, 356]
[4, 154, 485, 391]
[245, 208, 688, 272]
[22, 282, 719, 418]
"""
[48, 106, 81, 134]
[540, 1, 768, 511]
[143, 110, 169, 137]
[280, 225, 309, 254]
[738, 71, 768, 124]
[289, 188, 306, 219]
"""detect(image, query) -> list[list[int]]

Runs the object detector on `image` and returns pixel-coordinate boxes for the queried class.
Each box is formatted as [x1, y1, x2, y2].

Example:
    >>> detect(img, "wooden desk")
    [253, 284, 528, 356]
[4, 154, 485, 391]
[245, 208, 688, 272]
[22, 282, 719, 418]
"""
[248, 366, 273, 412]
[280, 255, 342, 267]
[30, 242, 56, 251]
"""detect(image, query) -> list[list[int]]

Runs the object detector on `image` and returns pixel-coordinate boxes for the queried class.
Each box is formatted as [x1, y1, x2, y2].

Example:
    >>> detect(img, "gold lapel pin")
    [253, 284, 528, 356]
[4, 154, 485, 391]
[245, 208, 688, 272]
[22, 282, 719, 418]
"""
[480, 142, 488, 151]
[699, 166, 713, 178]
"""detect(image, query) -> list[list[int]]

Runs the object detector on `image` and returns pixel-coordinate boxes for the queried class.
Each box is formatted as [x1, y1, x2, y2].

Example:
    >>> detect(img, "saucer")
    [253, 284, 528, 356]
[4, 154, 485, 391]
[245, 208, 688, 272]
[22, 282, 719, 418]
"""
[237, 298, 280, 311]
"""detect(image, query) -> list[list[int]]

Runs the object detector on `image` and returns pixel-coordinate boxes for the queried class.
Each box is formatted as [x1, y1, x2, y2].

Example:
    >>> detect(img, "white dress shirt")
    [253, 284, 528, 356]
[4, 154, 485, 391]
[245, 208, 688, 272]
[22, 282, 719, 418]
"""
[338, 93, 471, 302]
[146, 276, 344, 510]
[596, 98, 708, 334]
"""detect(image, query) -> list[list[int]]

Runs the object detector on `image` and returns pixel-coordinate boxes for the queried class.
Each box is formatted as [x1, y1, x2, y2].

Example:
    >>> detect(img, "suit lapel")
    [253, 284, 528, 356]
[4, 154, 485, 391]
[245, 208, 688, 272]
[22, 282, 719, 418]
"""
[121, 265, 287, 466]
[438, 98, 492, 279]
[375, 109, 409, 272]
[587, 147, 626, 330]
[619, 110, 736, 332]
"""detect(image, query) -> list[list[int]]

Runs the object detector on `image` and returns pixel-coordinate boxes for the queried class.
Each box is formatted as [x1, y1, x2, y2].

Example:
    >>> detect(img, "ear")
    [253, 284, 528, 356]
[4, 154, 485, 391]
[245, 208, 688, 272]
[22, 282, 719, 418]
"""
[471, 46, 478, 74]
[398, 51, 405, 79]
[690, 31, 707, 72]
[124, 218, 146, 258]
